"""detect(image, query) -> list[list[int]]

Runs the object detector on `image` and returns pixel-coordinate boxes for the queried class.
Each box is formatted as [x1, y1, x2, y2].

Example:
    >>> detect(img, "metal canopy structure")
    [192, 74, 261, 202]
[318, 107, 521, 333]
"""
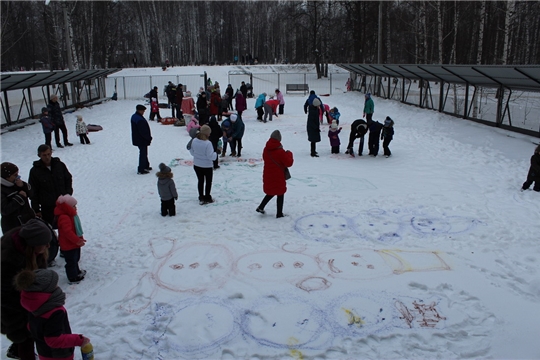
[337, 64, 540, 92]
[1, 69, 121, 127]
[337, 64, 540, 137]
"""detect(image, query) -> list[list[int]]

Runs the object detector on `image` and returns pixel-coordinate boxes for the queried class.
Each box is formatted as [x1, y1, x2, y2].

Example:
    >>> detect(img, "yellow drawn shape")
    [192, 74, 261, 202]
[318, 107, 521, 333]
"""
[287, 337, 304, 360]
[342, 308, 364, 327]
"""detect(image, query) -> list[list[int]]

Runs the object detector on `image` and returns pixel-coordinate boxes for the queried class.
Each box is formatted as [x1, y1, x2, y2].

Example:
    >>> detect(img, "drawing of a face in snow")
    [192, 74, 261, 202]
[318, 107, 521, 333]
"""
[294, 212, 357, 243]
[352, 209, 403, 243]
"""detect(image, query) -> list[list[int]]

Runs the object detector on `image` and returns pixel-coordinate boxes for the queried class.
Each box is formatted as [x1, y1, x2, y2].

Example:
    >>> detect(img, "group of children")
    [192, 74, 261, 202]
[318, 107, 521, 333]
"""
[40, 108, 91, 146]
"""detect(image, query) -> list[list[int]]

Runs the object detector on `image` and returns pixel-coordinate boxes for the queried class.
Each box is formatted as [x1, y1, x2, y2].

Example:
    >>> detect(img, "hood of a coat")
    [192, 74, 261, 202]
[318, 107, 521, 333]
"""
[54, 202, 76, 217]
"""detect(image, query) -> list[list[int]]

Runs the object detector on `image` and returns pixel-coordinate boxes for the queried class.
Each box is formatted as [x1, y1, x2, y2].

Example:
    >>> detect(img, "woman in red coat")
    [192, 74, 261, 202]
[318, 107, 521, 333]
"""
[256, 130, 294, 218]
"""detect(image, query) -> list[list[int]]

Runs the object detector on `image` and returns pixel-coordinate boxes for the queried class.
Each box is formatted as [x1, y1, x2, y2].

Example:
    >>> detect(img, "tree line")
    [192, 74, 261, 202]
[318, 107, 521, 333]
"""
[1, 1, 539, 73]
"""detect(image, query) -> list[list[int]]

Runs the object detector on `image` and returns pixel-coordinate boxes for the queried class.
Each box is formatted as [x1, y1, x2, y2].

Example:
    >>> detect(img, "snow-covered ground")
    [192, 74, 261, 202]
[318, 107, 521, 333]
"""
[1, 65, 540, 359]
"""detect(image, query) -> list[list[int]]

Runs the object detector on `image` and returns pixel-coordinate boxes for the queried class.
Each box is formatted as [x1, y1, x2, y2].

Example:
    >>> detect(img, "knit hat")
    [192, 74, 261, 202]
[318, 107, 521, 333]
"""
[331, 120, 338, 129]
[270, 130, 282, 142]
[230, 114, 237, 122]
[384, 116, 393, 127]
[41, 107, 49, 114]
[50, 94, 58, 101]
[18, 219, 52, 247]
[76, 115, 83, 121]
[56, 194, 77, 207]
[199, 125, 211, 136]
[16, 269, 59, 293]
[1, 162, 18, 179]
[136, 104, 147, 111]
[159, 163, 171, 174]
[312, 98, 321, 107]
[365, 93, 371, 98]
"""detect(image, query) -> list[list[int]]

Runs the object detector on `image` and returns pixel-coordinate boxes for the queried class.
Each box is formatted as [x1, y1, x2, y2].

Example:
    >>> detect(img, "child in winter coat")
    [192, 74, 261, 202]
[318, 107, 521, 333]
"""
[186, 116, 200, 134]
[75, 115, 90, 144]
[329, 107, 341, 125]
[54, 195, 86, 284]
[255, 93, 267, 120]
[521, 144, 540, 192]
[381, 116, 395, 158]
[40, 107, 55, 149]
[230, 114, 245, 157]
[157, 163, 178, 216]
[328, 120, 343, 154]
[150, 97, 162, 121]
[15, 268, 92, 360]
[275, 88, 285, 114]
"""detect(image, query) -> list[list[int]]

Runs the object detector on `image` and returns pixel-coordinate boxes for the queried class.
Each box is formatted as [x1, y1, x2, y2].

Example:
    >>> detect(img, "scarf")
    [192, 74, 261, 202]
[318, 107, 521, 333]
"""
[32, 287, 66, 317]
[73, 215, 83, 236]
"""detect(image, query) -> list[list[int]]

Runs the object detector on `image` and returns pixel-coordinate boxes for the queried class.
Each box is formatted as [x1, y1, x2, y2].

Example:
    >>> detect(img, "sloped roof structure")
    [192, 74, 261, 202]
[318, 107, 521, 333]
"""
[337, 64, 540, 92]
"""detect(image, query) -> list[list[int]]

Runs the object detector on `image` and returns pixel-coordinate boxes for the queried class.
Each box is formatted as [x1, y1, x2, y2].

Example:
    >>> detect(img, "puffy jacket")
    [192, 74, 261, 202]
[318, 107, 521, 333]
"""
[231, 117, 245, 139]
[75, 120, 88, 136]
[131, 112, 152, 146]
[255, 94, 266, 108]
[54, 202, 84, 251]
[235, 92, 247, 113]
[527, 153, 540, 181]
[40, 115, 55, 134]
[1, 179, 35, 234]
[209, 92, 221, 115]
[265, 99, 280, 114]
[157, 177, 178, 201]
[262, 138, 294, 196]
[276, 91, 285, 105]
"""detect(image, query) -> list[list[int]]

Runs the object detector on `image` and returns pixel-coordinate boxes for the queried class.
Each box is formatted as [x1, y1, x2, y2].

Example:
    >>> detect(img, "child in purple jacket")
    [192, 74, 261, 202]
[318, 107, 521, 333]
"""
[328, 120, 343, 154]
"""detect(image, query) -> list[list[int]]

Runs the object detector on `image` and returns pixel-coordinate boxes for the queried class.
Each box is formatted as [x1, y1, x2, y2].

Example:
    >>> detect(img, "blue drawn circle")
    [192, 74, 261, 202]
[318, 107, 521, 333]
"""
[294, 212, 357, 243]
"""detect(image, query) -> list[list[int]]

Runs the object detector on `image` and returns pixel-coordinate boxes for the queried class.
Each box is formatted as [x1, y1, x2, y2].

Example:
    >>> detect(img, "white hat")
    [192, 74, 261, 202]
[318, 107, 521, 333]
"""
[230, 114, 238, 122]
[331, 120, 337, 129]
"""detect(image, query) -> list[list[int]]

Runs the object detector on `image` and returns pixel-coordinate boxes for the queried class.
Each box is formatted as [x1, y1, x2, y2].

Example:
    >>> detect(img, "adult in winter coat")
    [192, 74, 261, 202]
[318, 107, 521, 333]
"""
[256, 130, 294, 218]
[196, 92, 209, 126]
[39, 107, 55, 149]
[235, 90, 247, 116]
[166, 82, 177, 117]
[275, 89, 285, 114]
[255, 93, 267, 120]
[220, 118, 234, 157]
[130, 104, 153, 174]
[225, 84, 234, 110]
[15, 269, 91, 360]
[363, 93, 375, 123]
[240, 81, 248, 100]
[1, 219, 53, 360]
[209, 89, 221, 118]
[368, 120, 384, 156]
[304, 91, 325, 157]
[381, 116, 395, 157]
[521, 144, 540, 192]
[28, 145, 72, 227]
[263, 98, 280, 123]
[208, 116, 223, 169]
[1, 162, 35, 234]
[345, 119, 369, 157]
[175, 83, 184, 118]
[230, 114, 245, 157]
[189, 125, 218, 205]
[48, 95, 73, 148]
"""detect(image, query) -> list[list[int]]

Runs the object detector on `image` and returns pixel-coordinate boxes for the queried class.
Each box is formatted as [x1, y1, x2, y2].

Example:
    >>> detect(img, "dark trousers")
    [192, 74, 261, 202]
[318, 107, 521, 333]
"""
[14, 336, 35, 360]
[137, 145, 150, 173]
[366, 113, 373, 124]
[150, 111, 162, 120]
[279, 104, 284, 114]
[54, 123, 69, 146]
[44, 132, 52, 148]
[256, 106, 264, 120]
[79, 134, 90, 144]
[522, 179, 540, 191]
[231, 138, 243, 156]
[383, 138, 392, 156]
[347, 134, 365, 155]
[161, 198, 176, 216]
[331, 145, 340, 154]
[368, 133, 380, 156]
[258, 194, 284, 216]
[194, 165, 213, 200]
[170, 102, 177, 118]
[310, 142, 317, 155]
[63, 247, 81, 280]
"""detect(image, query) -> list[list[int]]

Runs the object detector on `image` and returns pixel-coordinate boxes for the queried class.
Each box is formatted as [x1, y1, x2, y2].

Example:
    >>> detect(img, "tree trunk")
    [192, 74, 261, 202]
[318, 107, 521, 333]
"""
[502, 0, 515, 65]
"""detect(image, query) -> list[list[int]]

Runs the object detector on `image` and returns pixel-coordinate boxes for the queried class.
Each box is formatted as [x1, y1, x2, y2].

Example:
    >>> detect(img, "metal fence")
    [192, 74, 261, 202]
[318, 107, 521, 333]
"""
[228, 72, 350, 97]
[353, 73, 540, 136]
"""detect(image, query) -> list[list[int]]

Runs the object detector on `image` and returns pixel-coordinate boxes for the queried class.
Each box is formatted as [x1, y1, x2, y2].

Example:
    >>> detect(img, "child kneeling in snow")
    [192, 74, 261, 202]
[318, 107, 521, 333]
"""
[15, 268, 92, 359]
[521, 144, 540, 192]
[156, 163, 178, 216]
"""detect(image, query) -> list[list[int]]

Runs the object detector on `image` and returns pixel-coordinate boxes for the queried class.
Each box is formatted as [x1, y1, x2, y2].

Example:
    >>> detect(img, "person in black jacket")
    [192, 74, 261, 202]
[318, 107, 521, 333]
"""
[521, 144, 540, 192]
[240, 81, 248, 100]
[1, 219, 52, 360]
[345, 119, 369, 157]
[48, 95, 73, 148]
[28, 145, 73, 227]
[131, 105, 153, 174]
[208, 116, 223, 169]
[197, 92, 210, 126]
[381, 116, 395, 158]
[368, 120, 384, 156]
[1, 162, 35, 234]
[166, 81, 177, 117]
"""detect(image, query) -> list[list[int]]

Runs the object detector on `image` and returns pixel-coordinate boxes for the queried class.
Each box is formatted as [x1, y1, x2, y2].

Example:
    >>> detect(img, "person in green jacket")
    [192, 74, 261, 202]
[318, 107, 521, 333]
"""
[363, 93, 374, 124]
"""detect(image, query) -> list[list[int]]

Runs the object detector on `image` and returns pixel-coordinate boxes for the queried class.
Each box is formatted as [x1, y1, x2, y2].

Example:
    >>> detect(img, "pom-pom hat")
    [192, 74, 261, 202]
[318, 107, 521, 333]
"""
[56, 194, 77, 207]
[18, 219, 52, 247]
[159, 163, 171, 174]
[1, 162, 18, 179]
